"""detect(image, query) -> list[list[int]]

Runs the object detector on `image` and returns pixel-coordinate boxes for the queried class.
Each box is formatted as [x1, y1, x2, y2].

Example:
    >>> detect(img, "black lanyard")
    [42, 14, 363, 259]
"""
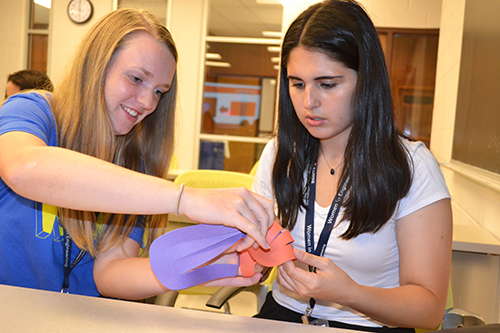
[301, 162, 350, 324]
[61, 229, 87, 293]
[304, 163, 350, 261]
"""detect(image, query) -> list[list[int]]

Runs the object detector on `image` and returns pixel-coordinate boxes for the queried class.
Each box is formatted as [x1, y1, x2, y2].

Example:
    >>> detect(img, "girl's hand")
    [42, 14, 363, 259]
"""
[277, 248, 357, 305]
[179, 186, 275, 251]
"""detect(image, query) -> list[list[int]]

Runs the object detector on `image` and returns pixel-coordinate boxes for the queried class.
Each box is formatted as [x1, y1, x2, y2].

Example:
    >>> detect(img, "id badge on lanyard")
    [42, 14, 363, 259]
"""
[302, 162, 350, 324]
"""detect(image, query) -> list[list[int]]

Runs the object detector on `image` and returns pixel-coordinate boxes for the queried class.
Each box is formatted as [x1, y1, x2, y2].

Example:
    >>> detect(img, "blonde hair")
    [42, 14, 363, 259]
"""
[51, 8, 178, 257]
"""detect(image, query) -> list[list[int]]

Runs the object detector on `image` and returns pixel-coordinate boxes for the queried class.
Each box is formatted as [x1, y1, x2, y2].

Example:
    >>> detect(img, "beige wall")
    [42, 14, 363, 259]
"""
[166, 0, 207, 170]
[360, 0, 442, 28]
[48, 0, 114, 84]
[0, 0, 114, 96]
[0, 0, 28, 96]
[281, 0, 442, 35]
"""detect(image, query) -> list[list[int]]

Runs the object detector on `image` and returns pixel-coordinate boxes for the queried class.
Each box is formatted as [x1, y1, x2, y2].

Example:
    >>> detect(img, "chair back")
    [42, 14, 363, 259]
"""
[249, 160, 260, 176]
[164, 169, 259, 314]
[174, 170, 254, 190]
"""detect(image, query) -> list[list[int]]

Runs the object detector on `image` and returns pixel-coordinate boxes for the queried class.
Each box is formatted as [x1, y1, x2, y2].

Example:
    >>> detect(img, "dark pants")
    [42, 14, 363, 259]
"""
[254, 292, 416, 333]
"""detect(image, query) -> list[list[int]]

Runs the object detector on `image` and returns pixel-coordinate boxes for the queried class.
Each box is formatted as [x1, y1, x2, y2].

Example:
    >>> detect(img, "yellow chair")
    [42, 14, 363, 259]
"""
[169, 153, 178, 171]
[205, 266, 276, 313]
[249, 160, 260, 176]
[174, 169, 254, 190]
[155, 169, 266, 315]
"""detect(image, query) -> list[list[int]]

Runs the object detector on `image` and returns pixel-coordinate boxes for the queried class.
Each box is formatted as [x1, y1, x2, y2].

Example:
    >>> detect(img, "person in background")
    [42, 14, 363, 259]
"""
[4, 69, 54, 99]
[252, 0, 452, 332]
[0, 8, 273, 299]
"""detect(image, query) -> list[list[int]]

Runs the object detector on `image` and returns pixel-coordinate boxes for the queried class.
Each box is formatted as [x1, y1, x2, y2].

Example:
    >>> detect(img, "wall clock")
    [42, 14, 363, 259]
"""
[67, 0, 94, 24]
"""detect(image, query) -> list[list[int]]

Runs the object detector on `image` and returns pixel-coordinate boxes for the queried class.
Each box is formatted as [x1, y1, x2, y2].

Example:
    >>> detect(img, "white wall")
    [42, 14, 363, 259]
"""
[0, 0, 28, 97]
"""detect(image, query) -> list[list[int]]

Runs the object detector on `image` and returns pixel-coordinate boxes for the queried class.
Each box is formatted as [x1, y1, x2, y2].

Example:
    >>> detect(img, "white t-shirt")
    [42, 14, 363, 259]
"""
[252, 138, 451, 327]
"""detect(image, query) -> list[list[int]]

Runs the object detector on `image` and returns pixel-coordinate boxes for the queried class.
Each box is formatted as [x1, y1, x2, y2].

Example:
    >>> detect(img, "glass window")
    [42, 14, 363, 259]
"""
[28, 0, 50, 71]
[199, 0, 282, 173]
[452, 0, 500, 174]
[31, 0, 50, 29]
[391, 33, 438, 147]
[379, 29, 439, 148]
[202, 42, 278, 138]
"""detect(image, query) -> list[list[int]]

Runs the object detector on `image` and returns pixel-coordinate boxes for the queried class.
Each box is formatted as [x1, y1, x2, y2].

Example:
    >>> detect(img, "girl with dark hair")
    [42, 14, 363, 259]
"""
[4, 69, 53, 99]
[0, 8, 273, 299]
[253, 1, 452, 331]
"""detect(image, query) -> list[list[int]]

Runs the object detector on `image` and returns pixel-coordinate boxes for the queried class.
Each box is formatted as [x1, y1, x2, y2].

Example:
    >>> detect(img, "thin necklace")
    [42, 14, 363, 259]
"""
[320, 149, 336, 175]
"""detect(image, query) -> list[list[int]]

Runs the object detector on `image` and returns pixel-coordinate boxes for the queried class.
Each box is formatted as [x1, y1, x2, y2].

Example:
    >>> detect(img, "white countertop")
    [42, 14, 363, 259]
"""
[452, 224, 500, 255]
[451, 203, 500, 255]
[0, 284, 351, 333]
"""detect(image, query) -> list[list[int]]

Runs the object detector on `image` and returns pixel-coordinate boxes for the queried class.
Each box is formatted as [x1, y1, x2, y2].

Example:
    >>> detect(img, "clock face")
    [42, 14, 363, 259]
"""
[68, 0, 93, 24]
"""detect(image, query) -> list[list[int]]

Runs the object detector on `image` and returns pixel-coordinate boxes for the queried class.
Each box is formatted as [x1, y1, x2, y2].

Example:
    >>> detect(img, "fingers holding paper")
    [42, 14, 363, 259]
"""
[277, 248, 357, 305]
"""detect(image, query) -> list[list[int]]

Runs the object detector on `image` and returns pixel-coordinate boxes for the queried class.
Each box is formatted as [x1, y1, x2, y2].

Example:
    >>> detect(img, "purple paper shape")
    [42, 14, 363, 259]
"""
[150, 224, 246, 290]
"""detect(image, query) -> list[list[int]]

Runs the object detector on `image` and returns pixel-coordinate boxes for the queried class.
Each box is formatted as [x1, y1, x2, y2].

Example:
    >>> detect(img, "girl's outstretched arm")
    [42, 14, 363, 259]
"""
[0, 131, 273, 250]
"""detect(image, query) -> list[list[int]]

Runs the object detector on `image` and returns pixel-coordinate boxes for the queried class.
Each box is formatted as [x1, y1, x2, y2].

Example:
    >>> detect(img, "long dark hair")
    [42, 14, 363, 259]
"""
[273, 0, 412, 239]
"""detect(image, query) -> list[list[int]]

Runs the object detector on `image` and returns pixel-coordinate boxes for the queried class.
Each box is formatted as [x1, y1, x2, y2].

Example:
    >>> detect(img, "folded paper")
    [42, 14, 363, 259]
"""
[150, 222, 295, 290]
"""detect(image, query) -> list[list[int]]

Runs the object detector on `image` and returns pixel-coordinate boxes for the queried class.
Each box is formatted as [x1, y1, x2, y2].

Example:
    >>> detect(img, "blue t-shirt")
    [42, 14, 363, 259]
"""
[0, 93, 144, 296]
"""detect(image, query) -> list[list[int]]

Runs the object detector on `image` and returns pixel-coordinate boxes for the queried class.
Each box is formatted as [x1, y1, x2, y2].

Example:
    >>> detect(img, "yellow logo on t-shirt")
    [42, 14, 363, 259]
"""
[35, 203, 63, 240]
